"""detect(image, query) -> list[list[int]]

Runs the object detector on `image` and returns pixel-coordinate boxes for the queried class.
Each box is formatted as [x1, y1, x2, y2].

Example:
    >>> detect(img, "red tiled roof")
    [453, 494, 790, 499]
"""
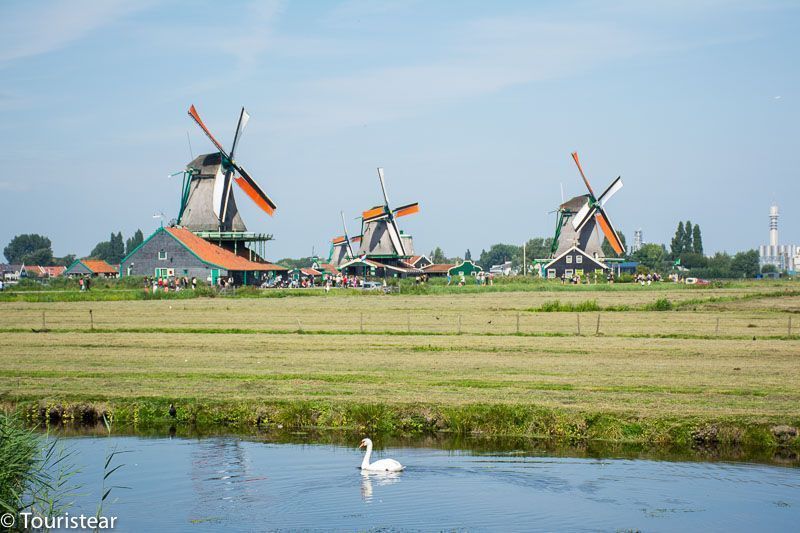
[422, 263, 456, 273]
[82, 259, 118, 274]
[317, 263, 339, 275]
[166, 227, 286, 271]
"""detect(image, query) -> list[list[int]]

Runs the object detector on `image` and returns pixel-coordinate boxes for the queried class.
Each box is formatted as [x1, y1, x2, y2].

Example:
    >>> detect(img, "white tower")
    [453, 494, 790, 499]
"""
[769, 205, 779, 246]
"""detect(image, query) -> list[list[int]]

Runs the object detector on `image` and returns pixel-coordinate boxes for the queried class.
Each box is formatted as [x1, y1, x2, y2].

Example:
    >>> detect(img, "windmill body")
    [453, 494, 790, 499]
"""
[179, 153, 247, 232]
[357, 168, 419, 260]
[551, 194, 604, 258]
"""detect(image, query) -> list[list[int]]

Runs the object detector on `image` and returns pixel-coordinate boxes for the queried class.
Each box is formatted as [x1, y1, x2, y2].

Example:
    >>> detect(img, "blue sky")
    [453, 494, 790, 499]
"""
[1, 0, 798, 260]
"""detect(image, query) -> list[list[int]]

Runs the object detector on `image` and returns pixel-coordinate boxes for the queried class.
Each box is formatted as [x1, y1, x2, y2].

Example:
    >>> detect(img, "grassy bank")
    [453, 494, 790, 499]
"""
[1, 287, 799, 449]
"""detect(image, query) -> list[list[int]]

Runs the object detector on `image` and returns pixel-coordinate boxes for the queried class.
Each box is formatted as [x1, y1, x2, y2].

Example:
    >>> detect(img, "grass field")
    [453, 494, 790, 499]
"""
[1, 282, 799, 447]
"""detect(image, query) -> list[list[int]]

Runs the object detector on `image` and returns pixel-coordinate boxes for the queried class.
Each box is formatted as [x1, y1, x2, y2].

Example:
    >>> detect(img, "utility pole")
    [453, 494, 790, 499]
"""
[523, 242, 527, 276]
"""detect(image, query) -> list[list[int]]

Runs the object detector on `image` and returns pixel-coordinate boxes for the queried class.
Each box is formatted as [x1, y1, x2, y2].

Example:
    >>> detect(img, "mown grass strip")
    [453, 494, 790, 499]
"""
[1, 326, 798, 341]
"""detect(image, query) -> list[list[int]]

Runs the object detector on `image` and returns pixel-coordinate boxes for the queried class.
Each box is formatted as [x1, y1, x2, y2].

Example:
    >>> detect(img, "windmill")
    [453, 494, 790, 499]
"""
[178, 105, 277, 233]
[550, 152, 624, 259]
[358, 167, 419, 259]
[329, 211, 362, 267]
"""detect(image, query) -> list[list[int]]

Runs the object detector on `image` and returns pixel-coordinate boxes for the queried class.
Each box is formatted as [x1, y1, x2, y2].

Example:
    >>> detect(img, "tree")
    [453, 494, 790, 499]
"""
[429, 247, 447, 264]
[464, 249, 472, 261]
[90, 232, 126, 264]
[761, 263, 777, 274]
[692, 224, 703, 255]
[524, 237, 554, 260]
[670, 221, 685, 258]
[126, 229, 144, 255]
[54, 254, 76, 267]
[3, 234, 55, 265]
[632, 243, 666, 270]
[478, 244, 521, 270]
[683, 221, 694, 254]
[730, 250, 759, 278]
[601, 231, 627, 258]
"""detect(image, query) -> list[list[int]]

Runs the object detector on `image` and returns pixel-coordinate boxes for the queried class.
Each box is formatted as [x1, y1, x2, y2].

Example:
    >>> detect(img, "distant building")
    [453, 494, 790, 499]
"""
[64, 259, 118, 278]
[120, 226, 286, 285]
[759, 204, 798, 272]
[489, 261, 512, 276]
[631, 229, 643, 254]
[0, 264, 24, 281]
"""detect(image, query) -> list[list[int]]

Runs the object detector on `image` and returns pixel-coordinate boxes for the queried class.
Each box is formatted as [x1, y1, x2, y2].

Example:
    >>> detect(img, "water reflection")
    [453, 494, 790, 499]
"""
[360, 470, 401, 502]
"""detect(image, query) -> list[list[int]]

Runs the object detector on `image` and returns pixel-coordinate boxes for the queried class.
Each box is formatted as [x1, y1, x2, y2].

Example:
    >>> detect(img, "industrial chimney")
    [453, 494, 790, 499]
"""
[769, 204, 779, 247]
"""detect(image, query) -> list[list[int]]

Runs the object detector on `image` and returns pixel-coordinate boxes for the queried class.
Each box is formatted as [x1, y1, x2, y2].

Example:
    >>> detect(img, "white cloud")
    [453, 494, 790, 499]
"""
[0, 0, 151, 65]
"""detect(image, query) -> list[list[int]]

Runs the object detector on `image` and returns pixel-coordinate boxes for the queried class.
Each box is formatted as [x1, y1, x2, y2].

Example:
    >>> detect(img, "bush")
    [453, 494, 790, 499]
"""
[645, 298, 673, 311]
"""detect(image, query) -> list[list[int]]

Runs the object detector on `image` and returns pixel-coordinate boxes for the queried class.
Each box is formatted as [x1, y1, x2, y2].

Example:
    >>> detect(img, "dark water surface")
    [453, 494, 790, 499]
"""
[54, 434, 800, 532]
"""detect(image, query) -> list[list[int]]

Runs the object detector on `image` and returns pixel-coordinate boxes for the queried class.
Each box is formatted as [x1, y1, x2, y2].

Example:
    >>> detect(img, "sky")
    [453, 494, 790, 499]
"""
[0, 0, 798, 261]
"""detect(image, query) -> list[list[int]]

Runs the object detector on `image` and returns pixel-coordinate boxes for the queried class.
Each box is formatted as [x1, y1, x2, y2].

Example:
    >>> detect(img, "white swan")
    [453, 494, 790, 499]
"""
[358, 438, 404, 472]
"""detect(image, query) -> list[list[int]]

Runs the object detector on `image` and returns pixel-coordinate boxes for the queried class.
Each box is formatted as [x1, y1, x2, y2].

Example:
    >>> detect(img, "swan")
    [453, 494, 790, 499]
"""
[358, 438, 404, 472]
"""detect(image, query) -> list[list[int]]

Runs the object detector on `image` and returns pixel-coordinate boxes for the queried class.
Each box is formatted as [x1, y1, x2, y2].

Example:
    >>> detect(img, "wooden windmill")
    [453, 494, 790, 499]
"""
[177, 105, 277, 232]
[550, 152, 624, 259]
[329, 211, 362, 267]
[358, 168, 420, 259]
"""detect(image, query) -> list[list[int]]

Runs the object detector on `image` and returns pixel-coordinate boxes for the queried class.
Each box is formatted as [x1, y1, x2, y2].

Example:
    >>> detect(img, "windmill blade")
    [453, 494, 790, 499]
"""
[377, 167, 390, 207]
[596, 176, 623, 208]
[218, 168, 235, 223]
[341, 211, 355, 257]
[571, 152, 596, 198]
[188, 105, 229, 158]
[232, 164, 276, 216]
[393, 202, 419, 218]
[362, 206, 387, 222]
[595, 210, 624, 255]
[229, 107, 250, 161]
[386, 217, 406, 256]
[571, 199, 596, 230]
[211, 169, 225, 220]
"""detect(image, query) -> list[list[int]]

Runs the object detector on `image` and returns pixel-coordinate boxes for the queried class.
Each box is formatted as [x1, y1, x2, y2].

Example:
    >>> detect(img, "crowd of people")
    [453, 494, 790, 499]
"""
[143, 275, 198, 293]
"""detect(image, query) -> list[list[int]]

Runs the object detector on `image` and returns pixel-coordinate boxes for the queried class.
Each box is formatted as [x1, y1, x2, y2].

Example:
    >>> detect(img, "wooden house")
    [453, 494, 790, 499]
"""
[120, 226, 286, 285]
[542, 246, 607, 279]
[64, 259, 118, 278]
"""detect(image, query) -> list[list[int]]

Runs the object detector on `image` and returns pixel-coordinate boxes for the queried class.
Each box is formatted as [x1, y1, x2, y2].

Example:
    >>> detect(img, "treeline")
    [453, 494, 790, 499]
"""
[3, 230, 144, 266]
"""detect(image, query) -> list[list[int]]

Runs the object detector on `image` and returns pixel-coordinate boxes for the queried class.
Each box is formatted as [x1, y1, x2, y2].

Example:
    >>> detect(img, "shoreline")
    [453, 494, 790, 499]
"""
[9, 398, 799, 451]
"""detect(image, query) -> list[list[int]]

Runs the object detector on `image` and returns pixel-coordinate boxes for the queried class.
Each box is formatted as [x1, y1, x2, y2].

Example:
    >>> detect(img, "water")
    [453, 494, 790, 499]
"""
[51, 434, 799, 531]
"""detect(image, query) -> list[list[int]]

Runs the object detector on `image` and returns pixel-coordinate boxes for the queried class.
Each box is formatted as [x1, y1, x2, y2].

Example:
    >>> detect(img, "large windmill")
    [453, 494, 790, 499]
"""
[177, 105, 277, 233]
[550, 152, 624, 259]
[329, 211, 362, 267]
[358, 167, 419, 260]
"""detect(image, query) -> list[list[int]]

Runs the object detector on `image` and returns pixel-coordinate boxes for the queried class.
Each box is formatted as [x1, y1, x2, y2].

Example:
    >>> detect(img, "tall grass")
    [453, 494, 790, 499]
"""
[0, 413, 78, 526]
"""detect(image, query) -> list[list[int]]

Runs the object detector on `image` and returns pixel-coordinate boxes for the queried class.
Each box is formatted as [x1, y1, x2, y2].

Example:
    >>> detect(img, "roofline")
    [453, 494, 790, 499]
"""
[544, 246, 608, 270]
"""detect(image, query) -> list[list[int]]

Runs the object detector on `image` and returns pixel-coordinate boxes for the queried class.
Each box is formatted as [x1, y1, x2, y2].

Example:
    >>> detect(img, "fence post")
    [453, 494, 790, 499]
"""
[516, 312, 520, 334]
[296, 318, 302, 333]
[42, 311, 46, 331]
[458, 315, 462, 335]
[360, 312, 364, 334]
[789, 316, 793, 337]
[576, 314, 581, 336]
[596, 313, 601, 335]
[89, 309, 94, 331]
[715, 317, 720, 336]
[407, 313, 411, 333]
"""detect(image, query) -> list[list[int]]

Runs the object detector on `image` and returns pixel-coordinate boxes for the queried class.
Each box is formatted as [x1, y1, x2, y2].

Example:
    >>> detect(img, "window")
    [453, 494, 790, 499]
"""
[158, 249, 167, 260]
[576, 255, 583, 264]
[565, 269, 573, 277]
[576, 269, 584, 276]
[547, 269, 556, 279]
[566, 255, 572, 264]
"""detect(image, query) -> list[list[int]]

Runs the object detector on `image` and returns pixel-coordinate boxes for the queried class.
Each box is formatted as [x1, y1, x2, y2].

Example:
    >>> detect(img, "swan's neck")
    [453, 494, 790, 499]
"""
[361, 443, 372, 469]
